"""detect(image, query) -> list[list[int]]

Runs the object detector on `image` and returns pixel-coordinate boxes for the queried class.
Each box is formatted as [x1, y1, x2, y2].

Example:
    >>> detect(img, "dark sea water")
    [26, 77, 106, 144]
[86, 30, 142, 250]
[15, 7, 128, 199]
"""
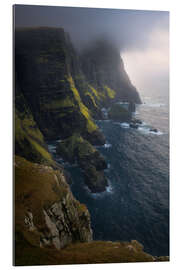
[48, 90, 169, 257]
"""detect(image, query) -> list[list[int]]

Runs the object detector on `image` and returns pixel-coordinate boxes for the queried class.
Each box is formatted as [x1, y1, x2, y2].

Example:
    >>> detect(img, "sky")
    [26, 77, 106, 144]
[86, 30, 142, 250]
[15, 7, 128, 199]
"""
[14, 5, 169, 98]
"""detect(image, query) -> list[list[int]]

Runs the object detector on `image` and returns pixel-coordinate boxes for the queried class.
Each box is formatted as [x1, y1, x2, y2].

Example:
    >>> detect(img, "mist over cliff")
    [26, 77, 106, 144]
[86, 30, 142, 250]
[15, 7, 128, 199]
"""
[13, 6, 169, 265]
[14, 5, 169, 99]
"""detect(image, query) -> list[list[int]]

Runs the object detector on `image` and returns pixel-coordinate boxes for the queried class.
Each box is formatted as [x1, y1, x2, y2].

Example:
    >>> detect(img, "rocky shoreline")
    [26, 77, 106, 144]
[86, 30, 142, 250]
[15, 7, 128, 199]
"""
[14, 27, 166, 265]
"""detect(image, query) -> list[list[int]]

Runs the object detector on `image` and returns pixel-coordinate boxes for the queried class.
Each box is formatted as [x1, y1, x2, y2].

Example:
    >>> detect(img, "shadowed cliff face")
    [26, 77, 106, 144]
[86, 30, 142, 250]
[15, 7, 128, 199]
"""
[15, 27, 141, 140]
[14, 27, 142, 193]
[15, 74, 56, 167]
[15, 27, 104, 144]
[80, 39, 141, 104]
[14, 26, 169, 266]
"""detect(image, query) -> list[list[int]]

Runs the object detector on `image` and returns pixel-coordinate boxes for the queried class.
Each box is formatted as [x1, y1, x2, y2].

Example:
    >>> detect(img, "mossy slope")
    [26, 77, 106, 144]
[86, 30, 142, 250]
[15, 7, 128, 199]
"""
[15, 79, 55, 166]
[14, 155, 169, 266]
[15, 236, 168, 266]
[15, 155, 92, 264]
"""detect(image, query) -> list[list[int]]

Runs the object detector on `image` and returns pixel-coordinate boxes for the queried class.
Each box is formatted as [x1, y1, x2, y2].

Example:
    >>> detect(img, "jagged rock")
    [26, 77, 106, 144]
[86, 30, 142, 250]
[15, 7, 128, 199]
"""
[150, 128, 158, 133]
[131, 118, 142, 125]
[15, 156, 93, 252]
[84, 165, 108, 193]
[130, 123, 139, 129]
[128, 102, 136, 112]
[56, 134, 108, 192]
[83, 129, 106, 146]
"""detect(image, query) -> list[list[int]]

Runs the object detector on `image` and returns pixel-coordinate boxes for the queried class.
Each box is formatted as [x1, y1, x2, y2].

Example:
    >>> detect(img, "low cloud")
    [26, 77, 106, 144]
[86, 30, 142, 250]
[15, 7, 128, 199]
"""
[122, 27, 169, 97]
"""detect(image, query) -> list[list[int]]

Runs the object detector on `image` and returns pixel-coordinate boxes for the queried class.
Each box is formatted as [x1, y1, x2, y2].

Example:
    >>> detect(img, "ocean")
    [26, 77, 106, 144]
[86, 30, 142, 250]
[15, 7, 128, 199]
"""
[47, 89, 169, 257]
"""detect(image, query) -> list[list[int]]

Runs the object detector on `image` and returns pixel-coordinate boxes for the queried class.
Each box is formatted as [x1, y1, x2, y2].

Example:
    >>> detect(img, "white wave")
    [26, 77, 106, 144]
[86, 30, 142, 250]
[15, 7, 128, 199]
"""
[113, 122, 130, 128]
[96, 119, 111, 123]
[138, 126, 164, 136]
[140, 121, 147, 127]
[56, 139, 62, 143]
[104, 143, 112, 148]
[149, 130, 164, 136]
[85, 179, 113, 199]
[133, 111, 140, 115]
[48, 145, 56, 153]
[105, 163, 111, 172]
[106, 184, 113, 193]
[143, 103, 165, 108]
[120, 122, 130, 128]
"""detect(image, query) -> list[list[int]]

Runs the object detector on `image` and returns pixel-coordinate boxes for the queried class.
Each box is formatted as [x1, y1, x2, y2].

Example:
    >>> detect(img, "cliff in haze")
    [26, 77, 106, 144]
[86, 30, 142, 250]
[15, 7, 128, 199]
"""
[15, 27, 141, 192]
[14, 27, 164, 266]
[80, 39, 141, 105]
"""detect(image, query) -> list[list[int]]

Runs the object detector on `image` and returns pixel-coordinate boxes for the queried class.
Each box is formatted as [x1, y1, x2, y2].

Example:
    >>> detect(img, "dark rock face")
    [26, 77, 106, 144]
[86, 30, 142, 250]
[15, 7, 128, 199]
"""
[130, 123, 139, 129]
[80, 39, 142, 105]
[15, 28, 104, 145]
[15, 74, 56, 167]
[15, 28, 86, 140]
[108, 103, 132, 122]
[84, 166, 108, 193]
[150, 128, 158, 133]
[131, 118, 142, 125]
[56, 134, 108, 192]
[15, 27, 142, 193]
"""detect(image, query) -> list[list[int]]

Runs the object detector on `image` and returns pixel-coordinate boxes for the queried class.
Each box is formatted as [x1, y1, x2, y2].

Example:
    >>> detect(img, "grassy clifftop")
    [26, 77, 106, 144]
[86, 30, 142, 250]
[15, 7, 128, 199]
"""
[16, 236, 167, 266]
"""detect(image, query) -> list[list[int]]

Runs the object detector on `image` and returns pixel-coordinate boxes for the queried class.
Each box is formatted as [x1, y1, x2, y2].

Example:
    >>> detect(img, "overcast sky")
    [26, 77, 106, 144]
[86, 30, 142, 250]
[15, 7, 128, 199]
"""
[14, 5, 169, 97]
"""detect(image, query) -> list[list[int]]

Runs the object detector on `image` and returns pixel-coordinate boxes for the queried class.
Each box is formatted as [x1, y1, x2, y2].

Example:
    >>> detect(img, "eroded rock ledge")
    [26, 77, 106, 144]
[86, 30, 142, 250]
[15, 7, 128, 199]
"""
[15, 155, 92, 252]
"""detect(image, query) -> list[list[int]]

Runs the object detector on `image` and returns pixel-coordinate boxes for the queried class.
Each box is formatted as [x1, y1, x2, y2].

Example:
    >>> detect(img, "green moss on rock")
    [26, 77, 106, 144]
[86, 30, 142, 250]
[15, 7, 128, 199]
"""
[44, 96, 74, 110]
[15, 108, 55, 167]
[67, 76, 98, 133]
[57, 133, 95, 162]
[57, 134, 107, 192]
[104, 85, 116, 99]
[108, 103, 132, 122]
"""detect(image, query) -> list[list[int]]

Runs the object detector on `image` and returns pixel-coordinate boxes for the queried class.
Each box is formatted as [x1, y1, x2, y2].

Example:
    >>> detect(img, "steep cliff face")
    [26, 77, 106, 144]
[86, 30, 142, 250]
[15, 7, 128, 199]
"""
[80, 39, 141, 105]
[15, 156, 92, 254]
[14, 27, 168, 266]
[15, 27, 104, 144]
[15, 27, 142, 193]
[15, 75, 55, 167]
[15, 27, 108, 192]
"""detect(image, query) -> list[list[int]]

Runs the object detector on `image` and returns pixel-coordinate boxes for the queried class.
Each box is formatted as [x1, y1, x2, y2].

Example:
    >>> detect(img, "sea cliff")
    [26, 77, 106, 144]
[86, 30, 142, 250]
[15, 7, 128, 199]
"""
[14, 27, 167, 265]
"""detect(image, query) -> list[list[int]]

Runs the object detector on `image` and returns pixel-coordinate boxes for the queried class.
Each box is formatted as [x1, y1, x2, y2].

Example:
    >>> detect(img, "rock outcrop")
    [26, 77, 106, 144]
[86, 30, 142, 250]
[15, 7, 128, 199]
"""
[108, 103, 132, 122]
[15, 156, 92, 253]
[56, 134, 108, 192]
